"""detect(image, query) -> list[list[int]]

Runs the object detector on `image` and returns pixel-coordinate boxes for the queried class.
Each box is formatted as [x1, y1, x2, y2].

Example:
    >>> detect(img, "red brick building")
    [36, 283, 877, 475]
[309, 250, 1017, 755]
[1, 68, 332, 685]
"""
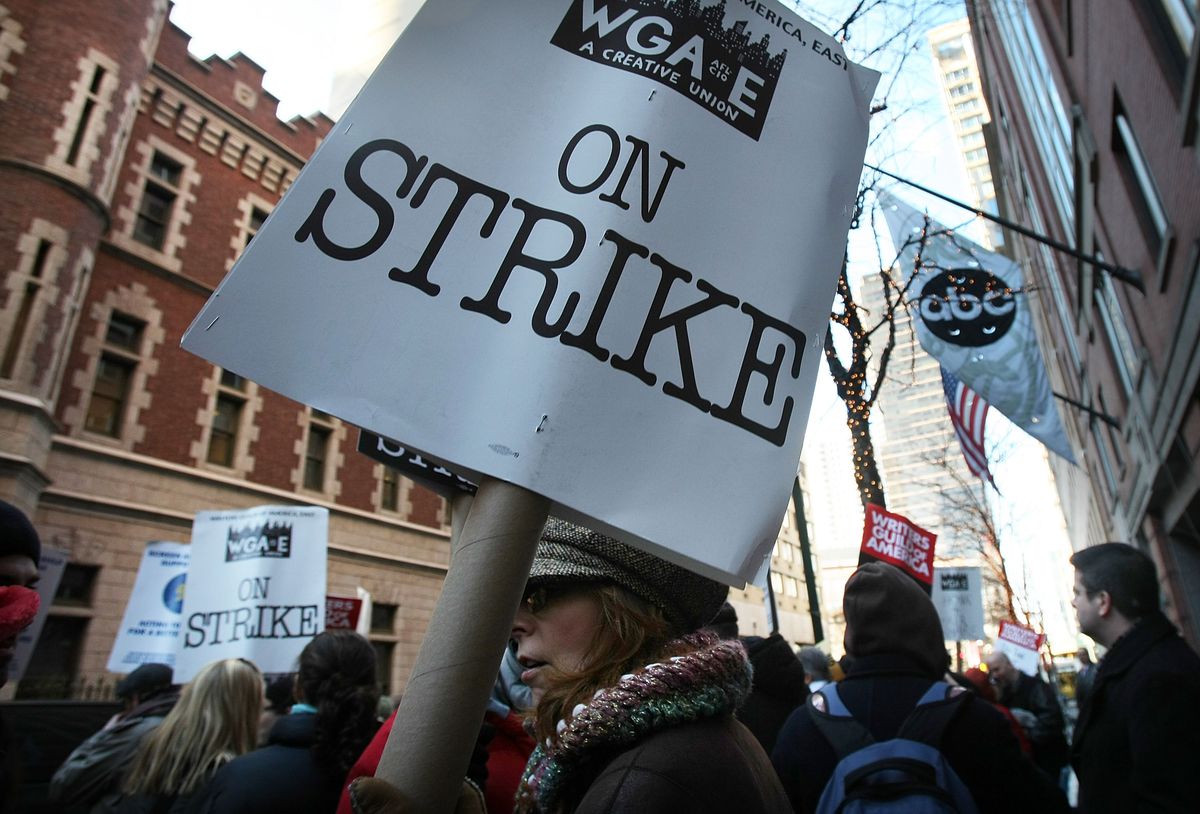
[0, 0, 452, 695]
[967, 1, 1200, 646]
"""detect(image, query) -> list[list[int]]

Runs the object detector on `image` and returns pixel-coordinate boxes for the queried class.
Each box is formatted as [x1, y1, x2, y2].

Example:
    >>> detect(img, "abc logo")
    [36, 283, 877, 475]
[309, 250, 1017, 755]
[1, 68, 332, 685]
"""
[918, 268, 1015, 347]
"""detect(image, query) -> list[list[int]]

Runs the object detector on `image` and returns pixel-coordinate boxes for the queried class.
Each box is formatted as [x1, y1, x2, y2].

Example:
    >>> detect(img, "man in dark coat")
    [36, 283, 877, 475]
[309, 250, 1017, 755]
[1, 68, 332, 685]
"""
[771, 563, 1069, 814]
[49, 663, 179, 813]
[1069, 542, 1200, 813]
[984, 650, 1068, 778]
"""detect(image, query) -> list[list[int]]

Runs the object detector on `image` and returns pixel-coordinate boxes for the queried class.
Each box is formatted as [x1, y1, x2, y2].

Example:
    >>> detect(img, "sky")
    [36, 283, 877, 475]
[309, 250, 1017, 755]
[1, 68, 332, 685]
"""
[169, 0, 365, 119]
[166, 1, 1080, 650]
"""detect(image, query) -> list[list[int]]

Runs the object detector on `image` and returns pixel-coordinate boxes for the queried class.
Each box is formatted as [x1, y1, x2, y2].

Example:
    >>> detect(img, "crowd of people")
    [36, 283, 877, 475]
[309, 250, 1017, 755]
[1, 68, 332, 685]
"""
[4, 499, 1200, 812]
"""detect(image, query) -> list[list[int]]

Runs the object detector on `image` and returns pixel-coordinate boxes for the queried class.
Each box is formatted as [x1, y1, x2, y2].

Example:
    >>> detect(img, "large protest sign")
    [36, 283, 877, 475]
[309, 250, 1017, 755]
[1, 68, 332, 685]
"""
[174, 506, 328, 681]
[108, 542, 190, 672]
[996, 619, 1045, 676]
[931, 566, 985, 641]
[358, 431, 477, 497]
[8, 547, 68, 683]
[860, 504, 936, 590]
[181, 0, 879, 584]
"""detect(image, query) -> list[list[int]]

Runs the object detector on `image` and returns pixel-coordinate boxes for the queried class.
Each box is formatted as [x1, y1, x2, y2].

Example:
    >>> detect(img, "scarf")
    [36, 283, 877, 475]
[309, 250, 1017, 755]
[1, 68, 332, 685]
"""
[513, 631, 751, 813]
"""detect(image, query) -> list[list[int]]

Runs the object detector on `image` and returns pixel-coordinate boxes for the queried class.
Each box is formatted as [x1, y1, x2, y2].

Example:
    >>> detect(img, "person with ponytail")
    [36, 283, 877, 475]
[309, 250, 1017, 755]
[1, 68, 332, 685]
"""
[192, 630, 381, 814]
[113, 658, 262, 814]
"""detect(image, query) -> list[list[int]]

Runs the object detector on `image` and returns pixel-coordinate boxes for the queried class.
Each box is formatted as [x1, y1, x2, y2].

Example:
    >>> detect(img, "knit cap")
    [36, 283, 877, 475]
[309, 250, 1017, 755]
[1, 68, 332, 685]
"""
[116, 663, 175, 700]
[527, 519, 728, 634]
[843, 561, 948, 677]
[0, 500, 40, 566]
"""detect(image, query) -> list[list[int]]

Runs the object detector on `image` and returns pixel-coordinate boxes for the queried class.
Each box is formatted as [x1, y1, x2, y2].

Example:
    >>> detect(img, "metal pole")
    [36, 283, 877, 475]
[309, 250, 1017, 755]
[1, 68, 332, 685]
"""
[1052, 391, 1122, 429]
[865, 163, 1146, 294]
[792, 478, 824, 643]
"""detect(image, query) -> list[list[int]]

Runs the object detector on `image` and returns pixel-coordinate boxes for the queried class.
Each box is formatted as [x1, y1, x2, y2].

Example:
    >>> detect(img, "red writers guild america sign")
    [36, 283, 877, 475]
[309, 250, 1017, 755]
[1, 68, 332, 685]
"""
[859, 504, 937, 590]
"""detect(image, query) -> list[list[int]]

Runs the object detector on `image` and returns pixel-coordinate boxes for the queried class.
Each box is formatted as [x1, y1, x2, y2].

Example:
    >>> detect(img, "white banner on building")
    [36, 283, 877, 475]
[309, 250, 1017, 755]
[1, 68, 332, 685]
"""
[878, 192, 1074, 462]
[8, 547, 68, 683]
[931, 566, 985, 641]
[107, 542, 191, 673]
[173, 505, 328, 682]
[180, 0, 878, 584]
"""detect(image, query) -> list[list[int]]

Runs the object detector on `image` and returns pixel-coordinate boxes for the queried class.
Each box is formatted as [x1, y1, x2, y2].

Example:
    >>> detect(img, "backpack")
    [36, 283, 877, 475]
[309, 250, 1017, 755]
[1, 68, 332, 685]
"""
[808, 682, 980, 814]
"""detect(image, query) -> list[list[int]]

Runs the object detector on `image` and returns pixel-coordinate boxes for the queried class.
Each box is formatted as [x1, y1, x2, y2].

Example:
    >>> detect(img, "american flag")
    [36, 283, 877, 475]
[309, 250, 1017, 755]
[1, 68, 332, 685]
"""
[941, 366, 995, 486]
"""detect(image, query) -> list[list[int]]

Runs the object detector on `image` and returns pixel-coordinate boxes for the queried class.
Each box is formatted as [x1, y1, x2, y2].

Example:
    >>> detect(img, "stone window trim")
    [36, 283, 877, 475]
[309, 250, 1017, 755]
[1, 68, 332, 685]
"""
[1, 219, 68, 391]
[62, 283, 164, 450]
[46, 47, 121, 184]
[292, 407, 345, 499]
[371, 462, 415, 518]
[142, 74, 303, 196]
[190, 366, 262, 478]
[226, 194, 275, 273]
[0, 4, 26, 103]
[111, 135, 200, 274]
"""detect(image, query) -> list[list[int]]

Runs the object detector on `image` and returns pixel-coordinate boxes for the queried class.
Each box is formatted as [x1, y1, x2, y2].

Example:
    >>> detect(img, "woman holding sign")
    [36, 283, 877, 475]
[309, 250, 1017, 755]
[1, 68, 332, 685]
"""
[354, 519, 790, 813]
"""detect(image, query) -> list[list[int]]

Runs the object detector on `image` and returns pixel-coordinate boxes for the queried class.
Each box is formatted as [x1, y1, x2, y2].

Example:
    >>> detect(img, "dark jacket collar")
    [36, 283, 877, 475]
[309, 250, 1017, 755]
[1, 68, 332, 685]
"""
[268, 711, 318, 748]
[1097, 611, 1178, 681]
[844, 652, 940, 679]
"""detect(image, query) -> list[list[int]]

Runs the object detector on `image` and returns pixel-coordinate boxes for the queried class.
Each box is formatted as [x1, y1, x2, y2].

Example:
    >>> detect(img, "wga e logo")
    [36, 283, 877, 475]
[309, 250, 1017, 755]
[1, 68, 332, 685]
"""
[552, 0, 789, 140]
[225, 521, 293, 562]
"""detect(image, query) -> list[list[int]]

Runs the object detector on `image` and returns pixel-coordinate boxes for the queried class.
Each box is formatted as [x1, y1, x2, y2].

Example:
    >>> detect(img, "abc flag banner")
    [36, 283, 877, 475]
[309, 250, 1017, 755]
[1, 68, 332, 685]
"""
[941, 366, 996, 486]
[174, 505, 328, 681]
[108, 542, 190, 672]
[878, 193, 1075, 462]
[860, 503, 936, 592]
[996, 619, 1046, 676]
[180, 0, 879, 584]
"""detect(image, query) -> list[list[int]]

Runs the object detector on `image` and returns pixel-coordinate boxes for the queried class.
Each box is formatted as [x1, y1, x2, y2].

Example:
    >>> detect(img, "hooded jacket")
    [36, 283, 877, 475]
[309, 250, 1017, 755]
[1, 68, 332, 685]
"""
[771, 564, 1068, 814]
[737, 633, 809, 753]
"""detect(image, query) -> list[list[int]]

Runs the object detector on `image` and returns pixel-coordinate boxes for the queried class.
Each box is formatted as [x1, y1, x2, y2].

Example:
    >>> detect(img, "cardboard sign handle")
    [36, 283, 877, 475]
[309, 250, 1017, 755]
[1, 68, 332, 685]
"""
[374, 478, 548, 811]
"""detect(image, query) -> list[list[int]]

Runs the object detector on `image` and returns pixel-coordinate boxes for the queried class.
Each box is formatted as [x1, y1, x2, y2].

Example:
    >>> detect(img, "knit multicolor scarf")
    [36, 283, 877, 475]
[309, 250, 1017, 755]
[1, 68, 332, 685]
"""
[513, 631, 751, 813]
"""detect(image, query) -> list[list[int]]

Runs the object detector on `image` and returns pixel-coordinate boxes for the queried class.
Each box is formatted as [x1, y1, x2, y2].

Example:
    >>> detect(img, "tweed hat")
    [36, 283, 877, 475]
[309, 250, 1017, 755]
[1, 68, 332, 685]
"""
[843, 561, 948, 678]
[527, 518, 729, 634]
[0, 500, 40, 566]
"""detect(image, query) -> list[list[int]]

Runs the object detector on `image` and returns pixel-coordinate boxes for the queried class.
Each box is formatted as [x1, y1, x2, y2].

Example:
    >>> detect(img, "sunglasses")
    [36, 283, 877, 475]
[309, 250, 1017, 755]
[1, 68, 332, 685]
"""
[520, 583, 581, 615]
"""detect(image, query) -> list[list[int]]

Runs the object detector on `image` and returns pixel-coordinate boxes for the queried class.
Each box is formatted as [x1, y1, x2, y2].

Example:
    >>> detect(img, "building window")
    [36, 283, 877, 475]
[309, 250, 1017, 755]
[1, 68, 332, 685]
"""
[1112, 107, 1170, 254]
[380, 467, 401, 512]
[132, 152, 182, 249]
[84, 312, 143, 437]
[1159, 0, 1197, 56]
[53, 564, 99, 608]
[66, 65, 107, 166]
[769, 571, 783, 595]
[304, 426, 331, 490]
[206, 372, 247, 467]
[371, 603, 398, 633]
[1095, 276, 1141, 397]
[373, 641, 394, 694]
[245, 206, 269, 248]
[0, 240, 51, 379]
